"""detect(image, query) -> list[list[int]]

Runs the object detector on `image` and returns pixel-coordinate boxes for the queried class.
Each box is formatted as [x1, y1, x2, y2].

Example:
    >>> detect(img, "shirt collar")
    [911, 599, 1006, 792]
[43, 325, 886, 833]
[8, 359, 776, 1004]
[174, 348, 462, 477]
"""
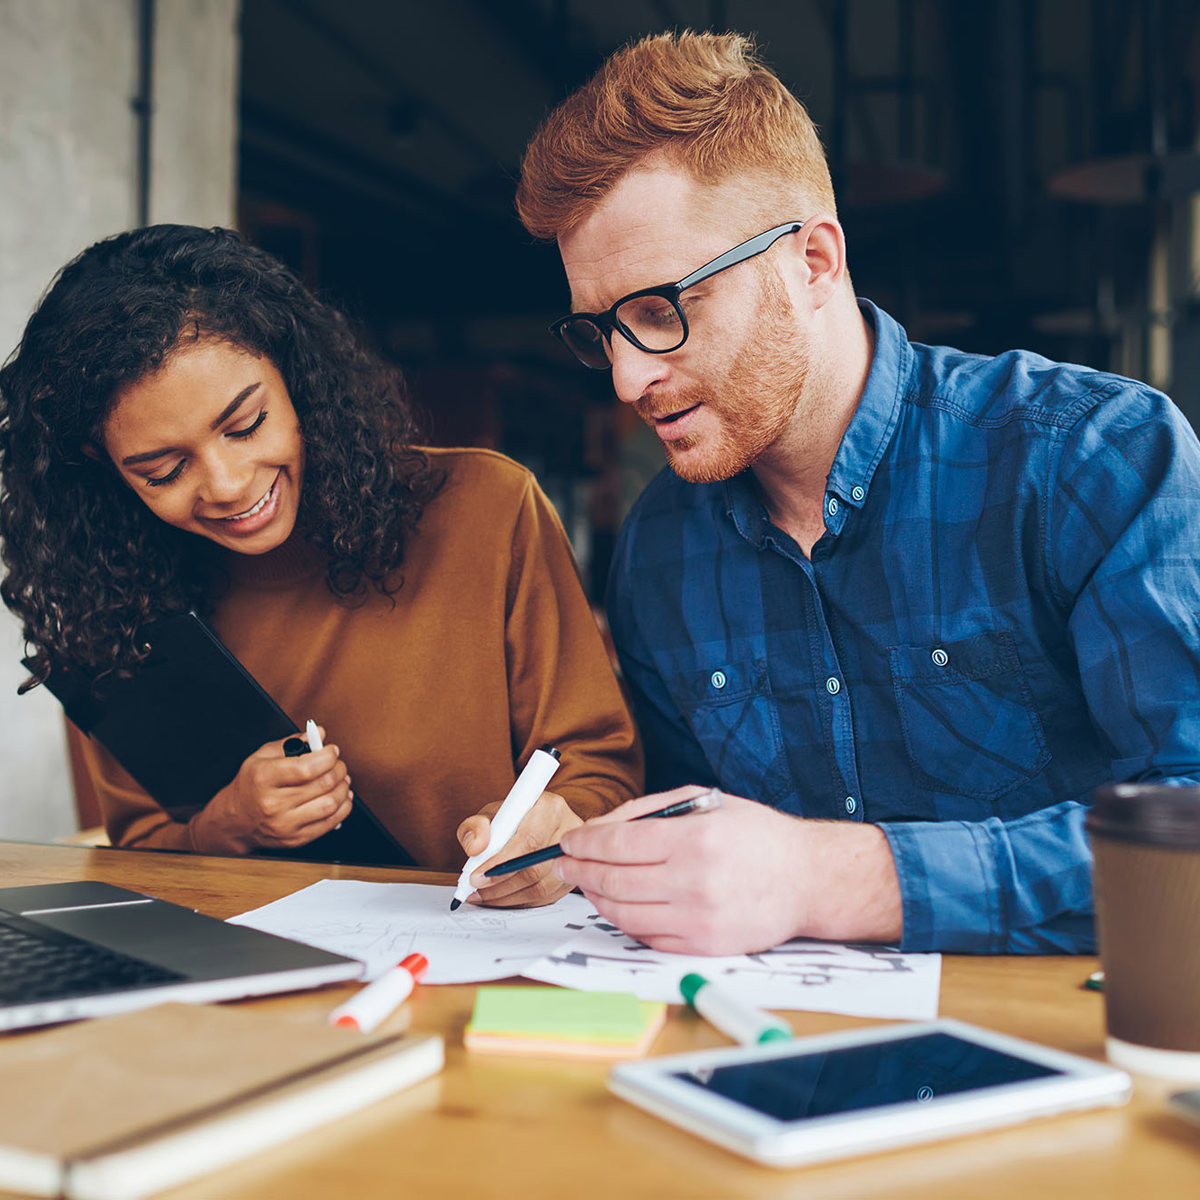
[721, 298, 911, 545]
[723, 471, 771, 548]
[824, 299, 910, 510]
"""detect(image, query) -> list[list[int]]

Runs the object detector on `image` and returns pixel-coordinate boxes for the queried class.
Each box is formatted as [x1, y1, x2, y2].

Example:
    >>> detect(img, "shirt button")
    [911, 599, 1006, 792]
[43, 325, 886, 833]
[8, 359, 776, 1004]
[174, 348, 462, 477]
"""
[845, 796, 858, 814]
[827, 497, 839, 516]
[825, 677, 841, 695]
[931, 648, 949, 667]
[710, 670, 727, 690]
[851, 486, 865, 502]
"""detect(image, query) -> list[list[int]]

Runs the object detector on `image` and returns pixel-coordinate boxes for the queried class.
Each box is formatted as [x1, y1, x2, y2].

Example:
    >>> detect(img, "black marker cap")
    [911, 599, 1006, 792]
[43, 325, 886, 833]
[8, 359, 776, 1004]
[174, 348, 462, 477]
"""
[539, 745, 561, 760]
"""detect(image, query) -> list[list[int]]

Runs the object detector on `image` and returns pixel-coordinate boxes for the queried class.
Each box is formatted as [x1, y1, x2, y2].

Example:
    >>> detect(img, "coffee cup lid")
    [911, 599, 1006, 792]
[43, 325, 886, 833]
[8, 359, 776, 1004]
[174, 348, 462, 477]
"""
[1087, 783, 1200, 848]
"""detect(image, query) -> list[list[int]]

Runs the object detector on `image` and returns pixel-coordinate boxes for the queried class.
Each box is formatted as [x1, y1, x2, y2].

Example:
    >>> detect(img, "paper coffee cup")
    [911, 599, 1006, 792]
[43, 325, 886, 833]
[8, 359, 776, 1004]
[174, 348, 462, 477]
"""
[1087, 784, 1200, 1080]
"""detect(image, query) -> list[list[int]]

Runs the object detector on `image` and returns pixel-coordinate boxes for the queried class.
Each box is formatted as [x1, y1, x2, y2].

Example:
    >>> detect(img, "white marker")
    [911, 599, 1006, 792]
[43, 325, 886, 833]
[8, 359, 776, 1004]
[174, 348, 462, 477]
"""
[680, 973, 792, 1045]
[451, 745, 561, 911]
[329, 953, 427, 1033]
[305, 718, 345, 830]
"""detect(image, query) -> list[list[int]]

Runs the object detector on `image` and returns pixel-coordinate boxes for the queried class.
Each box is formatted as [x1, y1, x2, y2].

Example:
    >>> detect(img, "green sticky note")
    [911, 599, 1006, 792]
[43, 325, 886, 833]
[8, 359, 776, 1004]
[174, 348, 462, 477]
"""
[467, 987, 658, 1043]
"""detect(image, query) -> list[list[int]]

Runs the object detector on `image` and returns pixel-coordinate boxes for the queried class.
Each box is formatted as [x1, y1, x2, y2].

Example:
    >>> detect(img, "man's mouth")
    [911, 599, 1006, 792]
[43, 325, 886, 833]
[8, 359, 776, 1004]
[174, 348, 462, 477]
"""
[648, 402, 701, 426]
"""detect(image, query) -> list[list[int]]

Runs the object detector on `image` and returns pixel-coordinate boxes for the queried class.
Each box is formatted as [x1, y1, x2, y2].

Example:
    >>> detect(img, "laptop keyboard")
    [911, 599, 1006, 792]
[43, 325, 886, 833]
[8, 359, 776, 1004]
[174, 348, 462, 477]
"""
[0, 916, 186, 1004]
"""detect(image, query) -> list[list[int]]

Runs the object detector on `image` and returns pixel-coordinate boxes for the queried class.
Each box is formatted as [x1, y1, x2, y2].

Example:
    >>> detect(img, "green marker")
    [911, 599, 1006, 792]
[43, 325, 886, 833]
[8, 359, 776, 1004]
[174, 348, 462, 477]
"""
[680, 973, 793, 1046]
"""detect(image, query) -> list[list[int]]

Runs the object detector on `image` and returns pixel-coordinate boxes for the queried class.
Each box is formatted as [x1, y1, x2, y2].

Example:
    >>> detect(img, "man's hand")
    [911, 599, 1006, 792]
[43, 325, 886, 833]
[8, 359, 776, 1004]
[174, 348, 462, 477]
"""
[192, 727, 353, 854]
[551, 786, 903, 954]
[456, 790, 582, 908]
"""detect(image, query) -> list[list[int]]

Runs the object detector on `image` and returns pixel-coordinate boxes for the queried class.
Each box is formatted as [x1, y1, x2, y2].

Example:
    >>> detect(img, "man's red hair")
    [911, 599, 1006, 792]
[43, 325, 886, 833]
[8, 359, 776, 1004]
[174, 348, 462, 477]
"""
[516, 30, 837, 241]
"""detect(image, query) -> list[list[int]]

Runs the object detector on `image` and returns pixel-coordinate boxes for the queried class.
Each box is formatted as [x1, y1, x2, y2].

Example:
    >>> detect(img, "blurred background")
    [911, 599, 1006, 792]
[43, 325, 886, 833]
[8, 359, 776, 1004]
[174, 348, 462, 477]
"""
[2, 0, 1199, 838]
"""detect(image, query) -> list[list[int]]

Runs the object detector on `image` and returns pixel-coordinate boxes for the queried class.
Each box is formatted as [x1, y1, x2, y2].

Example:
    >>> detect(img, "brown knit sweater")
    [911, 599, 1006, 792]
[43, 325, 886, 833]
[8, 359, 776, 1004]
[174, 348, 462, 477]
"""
[81, 448, 643, 869]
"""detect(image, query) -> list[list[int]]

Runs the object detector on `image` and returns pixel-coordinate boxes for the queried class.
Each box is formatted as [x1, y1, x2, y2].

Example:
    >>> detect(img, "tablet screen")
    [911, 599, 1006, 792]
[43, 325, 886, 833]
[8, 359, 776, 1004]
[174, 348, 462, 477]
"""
[669, 1032, 1062, 1122]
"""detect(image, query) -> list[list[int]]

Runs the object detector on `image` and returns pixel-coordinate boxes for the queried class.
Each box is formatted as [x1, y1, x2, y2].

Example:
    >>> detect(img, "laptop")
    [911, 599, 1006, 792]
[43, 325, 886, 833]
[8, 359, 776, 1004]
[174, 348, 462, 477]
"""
[34, 612, 414, 868]
[0, 880, 363, 1033]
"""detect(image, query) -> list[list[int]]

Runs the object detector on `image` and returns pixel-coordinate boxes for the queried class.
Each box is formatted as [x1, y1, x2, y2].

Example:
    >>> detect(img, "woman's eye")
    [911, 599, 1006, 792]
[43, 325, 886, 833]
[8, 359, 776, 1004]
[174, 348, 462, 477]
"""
[146, 461, 185, 487]
[227, 409, 267, 439]
[142, 409, 266, 485]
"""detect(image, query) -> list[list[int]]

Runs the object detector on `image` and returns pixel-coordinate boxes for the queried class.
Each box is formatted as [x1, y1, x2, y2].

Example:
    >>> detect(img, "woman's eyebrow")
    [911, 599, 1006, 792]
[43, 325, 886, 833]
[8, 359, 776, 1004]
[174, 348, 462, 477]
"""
[209, 382, 261, 430]
[120, 383, 262, 466]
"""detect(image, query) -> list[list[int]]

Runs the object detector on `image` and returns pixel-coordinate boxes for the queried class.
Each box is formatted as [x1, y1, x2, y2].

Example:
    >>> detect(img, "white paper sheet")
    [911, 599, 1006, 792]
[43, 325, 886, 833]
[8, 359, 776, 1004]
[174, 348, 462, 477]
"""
[231, 880, 941, 1019]
[520, 913, 942, 1019]
[229, 879, 600, 984]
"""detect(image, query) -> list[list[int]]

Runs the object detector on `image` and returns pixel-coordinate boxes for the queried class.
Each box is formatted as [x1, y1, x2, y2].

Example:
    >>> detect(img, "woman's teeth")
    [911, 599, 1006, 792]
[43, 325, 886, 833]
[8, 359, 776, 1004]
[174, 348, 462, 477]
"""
[226, 482, 273, 521]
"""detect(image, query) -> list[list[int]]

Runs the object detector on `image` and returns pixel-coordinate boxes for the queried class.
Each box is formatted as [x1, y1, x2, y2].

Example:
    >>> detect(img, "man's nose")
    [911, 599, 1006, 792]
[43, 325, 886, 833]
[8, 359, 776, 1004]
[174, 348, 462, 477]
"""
[609, 334, 672, 405]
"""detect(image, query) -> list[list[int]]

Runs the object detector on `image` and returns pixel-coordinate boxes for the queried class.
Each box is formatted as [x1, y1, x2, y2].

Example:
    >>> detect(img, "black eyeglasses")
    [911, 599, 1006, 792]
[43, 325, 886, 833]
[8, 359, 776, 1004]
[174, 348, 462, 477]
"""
[550, 220, 807, 370]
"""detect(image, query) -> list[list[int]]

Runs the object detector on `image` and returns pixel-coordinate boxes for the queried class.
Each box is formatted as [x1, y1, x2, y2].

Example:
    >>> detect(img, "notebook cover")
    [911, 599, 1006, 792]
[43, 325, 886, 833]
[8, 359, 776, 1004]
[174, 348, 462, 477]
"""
[35, 612, 413, 868]
[0, 1003, 443, 1198]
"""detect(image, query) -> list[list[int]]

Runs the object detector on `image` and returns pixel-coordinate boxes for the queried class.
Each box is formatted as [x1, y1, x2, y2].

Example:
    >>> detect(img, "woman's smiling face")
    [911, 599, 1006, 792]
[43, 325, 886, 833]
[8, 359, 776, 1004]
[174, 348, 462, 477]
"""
[102, 339, 305, 555]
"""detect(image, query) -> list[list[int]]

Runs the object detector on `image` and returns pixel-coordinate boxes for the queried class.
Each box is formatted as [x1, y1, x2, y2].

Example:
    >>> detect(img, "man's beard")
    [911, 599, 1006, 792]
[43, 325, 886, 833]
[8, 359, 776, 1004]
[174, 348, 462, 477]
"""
[638, 275, 811, 484]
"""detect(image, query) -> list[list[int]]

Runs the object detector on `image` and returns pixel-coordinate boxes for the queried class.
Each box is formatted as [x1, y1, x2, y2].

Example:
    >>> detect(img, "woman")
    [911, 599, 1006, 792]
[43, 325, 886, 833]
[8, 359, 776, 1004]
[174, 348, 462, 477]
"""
[0, 224, 642, 906]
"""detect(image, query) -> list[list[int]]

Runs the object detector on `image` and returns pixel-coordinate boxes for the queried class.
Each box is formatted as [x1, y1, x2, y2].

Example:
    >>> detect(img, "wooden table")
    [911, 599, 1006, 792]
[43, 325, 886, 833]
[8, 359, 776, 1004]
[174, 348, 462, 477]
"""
[2, 839, 1198, 1199]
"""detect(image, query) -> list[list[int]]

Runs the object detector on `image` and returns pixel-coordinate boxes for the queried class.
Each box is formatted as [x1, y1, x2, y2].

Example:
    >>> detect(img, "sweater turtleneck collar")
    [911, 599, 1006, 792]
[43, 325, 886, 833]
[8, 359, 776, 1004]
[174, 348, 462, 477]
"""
[221, 528, 327, 591]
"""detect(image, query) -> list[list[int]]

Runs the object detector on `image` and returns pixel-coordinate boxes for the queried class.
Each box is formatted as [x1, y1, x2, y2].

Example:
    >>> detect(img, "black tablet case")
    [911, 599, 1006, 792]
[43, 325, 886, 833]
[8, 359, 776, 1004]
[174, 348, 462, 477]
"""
[34, 612, 414, 868]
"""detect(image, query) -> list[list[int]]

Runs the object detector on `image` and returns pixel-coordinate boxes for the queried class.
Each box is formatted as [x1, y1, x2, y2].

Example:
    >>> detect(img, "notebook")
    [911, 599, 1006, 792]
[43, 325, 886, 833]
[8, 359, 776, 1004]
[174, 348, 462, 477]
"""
[464, 986, 667, 1060]
[0, 881, 362, 1033]
[0, 1002, 443, 1200]
[34, 611, 413, 868]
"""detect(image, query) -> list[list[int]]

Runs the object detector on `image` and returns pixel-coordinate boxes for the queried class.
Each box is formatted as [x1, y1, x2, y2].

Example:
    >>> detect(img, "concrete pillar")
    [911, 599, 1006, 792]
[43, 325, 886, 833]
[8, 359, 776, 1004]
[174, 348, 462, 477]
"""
[0, 0, 239, 839]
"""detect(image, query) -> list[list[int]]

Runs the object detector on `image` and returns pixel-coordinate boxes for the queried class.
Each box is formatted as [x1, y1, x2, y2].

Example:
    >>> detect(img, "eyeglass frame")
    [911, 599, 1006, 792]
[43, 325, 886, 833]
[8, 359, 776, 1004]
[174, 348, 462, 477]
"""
[549, 219, 808, 370]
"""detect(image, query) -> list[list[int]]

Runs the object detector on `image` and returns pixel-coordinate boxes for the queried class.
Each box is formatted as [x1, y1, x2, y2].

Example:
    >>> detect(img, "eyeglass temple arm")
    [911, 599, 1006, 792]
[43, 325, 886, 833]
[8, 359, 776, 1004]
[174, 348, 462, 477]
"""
[676, 220, 807, 291]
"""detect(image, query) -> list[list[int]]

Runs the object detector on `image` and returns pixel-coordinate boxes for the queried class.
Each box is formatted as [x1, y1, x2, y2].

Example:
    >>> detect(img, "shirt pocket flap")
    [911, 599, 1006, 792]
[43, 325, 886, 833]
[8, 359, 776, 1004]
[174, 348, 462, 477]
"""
[666, 659, 795, 809]
[678, 661, 760, 707]
[889, 630, 1023, 684]
[889, 631, 1050, 801]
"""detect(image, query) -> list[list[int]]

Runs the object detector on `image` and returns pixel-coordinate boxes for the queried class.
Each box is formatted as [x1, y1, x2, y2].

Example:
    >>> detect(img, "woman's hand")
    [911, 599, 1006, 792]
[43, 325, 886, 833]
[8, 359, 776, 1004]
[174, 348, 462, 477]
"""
[191, 727, 353, 854]
[455, 790, 583, 908]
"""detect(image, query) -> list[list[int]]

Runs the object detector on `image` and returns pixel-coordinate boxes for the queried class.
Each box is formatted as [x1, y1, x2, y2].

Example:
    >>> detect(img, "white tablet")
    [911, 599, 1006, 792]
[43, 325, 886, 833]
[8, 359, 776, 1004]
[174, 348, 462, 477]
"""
[608, 1018, 1131, 1168]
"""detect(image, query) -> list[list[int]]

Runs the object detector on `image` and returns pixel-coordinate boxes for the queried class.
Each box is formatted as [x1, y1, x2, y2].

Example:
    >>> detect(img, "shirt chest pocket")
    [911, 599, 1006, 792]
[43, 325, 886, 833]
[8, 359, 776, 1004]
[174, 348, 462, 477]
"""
[889, 631, 1050, 801]
[670, 659, 794, 807]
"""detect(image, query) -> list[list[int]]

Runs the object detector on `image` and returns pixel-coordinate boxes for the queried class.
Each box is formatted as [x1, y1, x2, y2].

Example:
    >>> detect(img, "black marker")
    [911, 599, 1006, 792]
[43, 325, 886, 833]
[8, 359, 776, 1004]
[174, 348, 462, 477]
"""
[483, 786, 723, 878]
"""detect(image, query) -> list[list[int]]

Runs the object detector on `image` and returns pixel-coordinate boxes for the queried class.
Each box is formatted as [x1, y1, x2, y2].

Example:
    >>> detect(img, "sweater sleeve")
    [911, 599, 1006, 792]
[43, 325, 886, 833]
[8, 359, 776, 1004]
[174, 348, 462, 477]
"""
[503, 476, 644, 818]
[76, 732, 199, 852]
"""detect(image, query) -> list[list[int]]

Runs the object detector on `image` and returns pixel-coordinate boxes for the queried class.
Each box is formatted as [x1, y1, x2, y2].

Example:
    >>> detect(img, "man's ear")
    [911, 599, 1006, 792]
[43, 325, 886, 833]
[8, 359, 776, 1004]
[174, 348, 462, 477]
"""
[798, 216, 847, 312]
[80, 443, 102, 462]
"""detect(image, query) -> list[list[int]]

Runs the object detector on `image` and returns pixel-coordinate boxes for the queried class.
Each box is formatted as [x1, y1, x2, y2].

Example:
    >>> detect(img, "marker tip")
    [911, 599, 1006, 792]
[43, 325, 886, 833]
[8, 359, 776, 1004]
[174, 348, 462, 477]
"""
[449, 898, 461, 912]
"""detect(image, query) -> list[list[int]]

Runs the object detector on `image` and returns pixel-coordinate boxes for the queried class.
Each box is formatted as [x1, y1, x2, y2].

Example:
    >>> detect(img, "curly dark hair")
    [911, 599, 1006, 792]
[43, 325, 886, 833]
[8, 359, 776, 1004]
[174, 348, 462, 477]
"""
[0, 224, 443, 690]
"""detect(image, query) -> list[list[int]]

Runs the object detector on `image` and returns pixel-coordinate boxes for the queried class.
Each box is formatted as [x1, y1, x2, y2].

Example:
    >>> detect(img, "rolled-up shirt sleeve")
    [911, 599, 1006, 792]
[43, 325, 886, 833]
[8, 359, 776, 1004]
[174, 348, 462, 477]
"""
[885, 387, 1200, 953]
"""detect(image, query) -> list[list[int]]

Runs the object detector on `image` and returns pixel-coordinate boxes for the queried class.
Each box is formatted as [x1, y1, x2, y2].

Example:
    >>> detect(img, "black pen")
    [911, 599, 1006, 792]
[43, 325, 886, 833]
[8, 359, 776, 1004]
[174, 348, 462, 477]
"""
[483, 786, 723, 878]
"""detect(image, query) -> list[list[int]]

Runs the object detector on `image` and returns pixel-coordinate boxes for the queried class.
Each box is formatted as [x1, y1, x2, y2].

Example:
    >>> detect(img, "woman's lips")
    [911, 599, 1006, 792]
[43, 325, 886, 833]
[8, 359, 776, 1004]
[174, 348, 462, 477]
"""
[204, 472, 282, 535]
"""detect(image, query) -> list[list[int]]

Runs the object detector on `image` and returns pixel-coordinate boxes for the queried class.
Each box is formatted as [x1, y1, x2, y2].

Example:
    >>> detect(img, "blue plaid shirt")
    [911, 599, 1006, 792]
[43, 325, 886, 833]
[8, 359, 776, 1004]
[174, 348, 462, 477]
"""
[606, 301, 1200, 954]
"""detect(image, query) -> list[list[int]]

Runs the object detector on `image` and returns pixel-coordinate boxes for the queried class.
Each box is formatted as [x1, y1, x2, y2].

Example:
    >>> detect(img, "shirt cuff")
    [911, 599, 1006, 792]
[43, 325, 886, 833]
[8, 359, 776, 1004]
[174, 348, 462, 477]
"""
[879, 819, 1002, 953]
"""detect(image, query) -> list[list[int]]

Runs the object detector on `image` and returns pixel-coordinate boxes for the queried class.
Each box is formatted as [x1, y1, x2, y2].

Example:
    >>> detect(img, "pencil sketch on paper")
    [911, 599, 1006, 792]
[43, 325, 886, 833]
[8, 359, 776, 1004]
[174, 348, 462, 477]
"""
[520, 919, 942, 1019]
[229, 879, 600, 983]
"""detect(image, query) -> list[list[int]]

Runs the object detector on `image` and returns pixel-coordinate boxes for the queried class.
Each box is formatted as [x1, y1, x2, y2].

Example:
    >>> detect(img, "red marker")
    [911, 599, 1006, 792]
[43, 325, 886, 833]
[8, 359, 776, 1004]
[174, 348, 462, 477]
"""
[329, 953, 428, 1033]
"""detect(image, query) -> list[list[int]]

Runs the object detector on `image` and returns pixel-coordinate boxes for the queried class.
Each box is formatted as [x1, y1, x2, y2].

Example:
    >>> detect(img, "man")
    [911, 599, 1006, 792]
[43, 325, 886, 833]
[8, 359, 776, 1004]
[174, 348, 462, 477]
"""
[514, 31, 1200, 956]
